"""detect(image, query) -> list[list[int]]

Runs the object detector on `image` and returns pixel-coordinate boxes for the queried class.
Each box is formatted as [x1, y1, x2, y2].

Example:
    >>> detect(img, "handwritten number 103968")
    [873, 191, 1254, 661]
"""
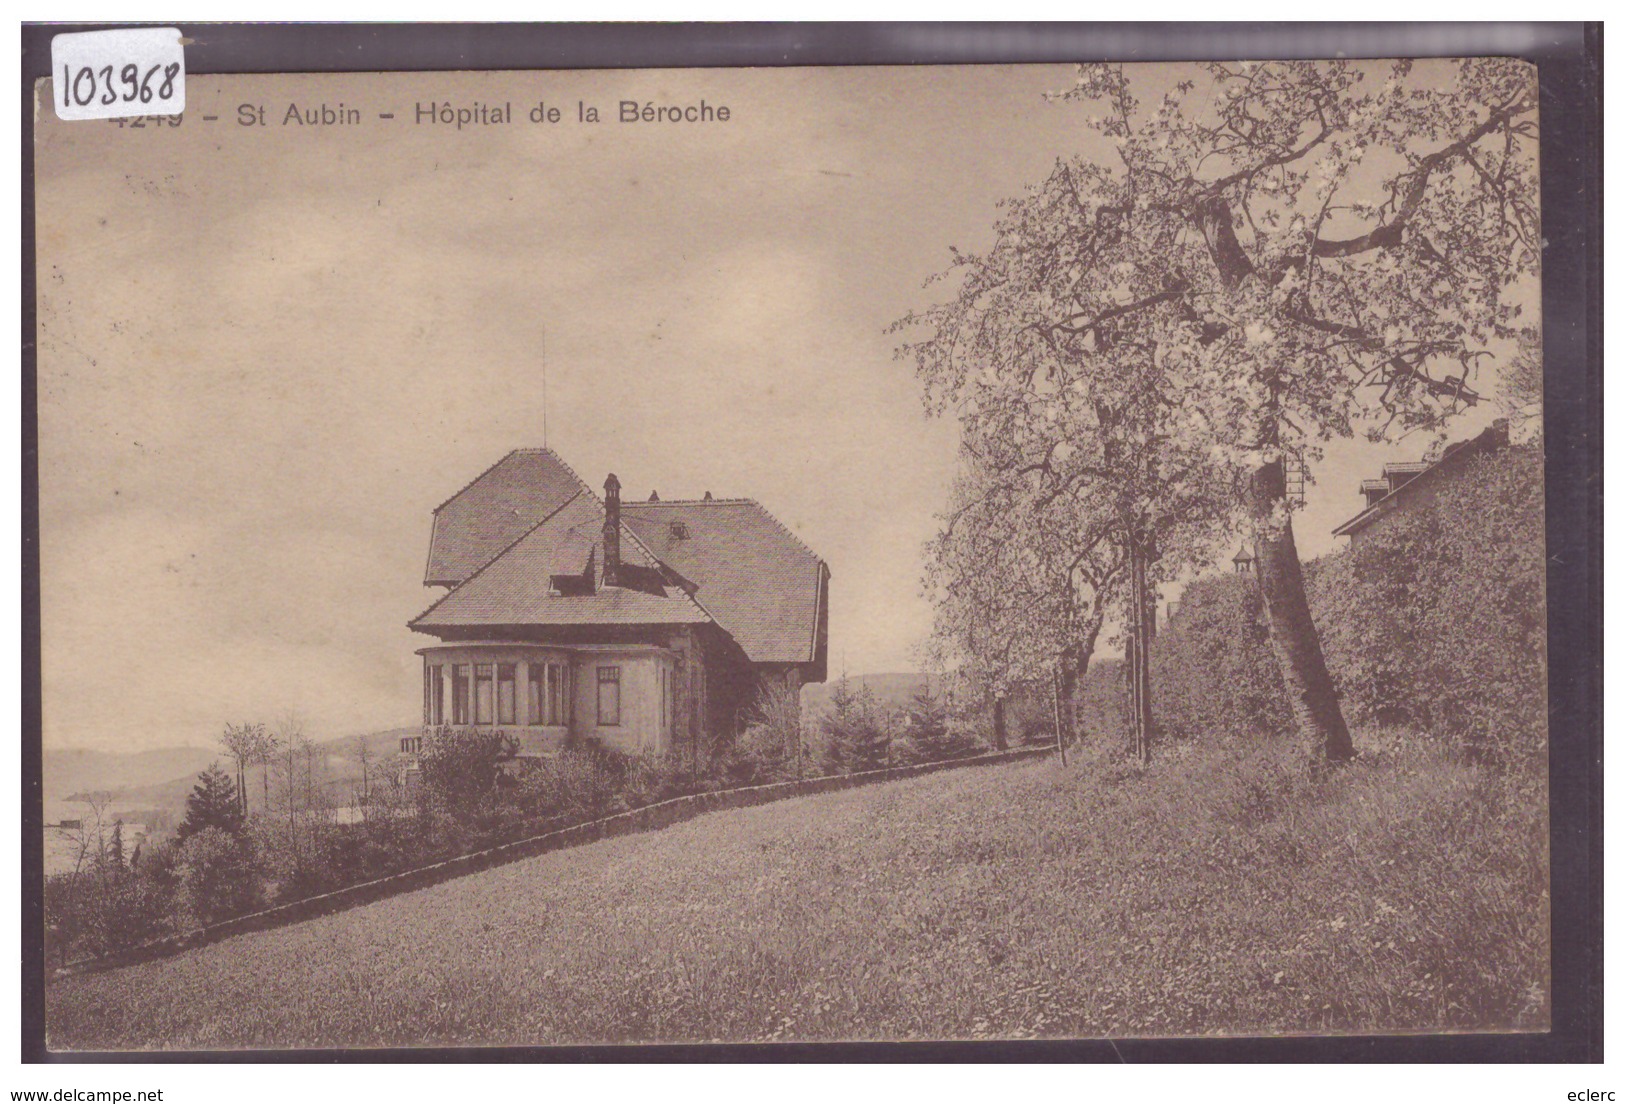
[60, 62, 181, 110]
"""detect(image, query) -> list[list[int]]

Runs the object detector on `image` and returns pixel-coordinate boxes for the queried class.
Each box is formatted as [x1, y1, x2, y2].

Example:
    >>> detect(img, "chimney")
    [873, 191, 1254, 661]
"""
[602, 473, 621, 587]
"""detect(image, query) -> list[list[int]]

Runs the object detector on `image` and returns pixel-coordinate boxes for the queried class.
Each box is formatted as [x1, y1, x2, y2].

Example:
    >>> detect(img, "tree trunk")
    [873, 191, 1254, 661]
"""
[1050, 667, 1068, 766]
[991, 696, 1008, 751]
[1065, 616, 1102, 746]
[1139, 549, 1154, 763]
[1127, 538, 1155, 764]
[1057, 656, 1077, 751]
[1248, 458, 1355, 762]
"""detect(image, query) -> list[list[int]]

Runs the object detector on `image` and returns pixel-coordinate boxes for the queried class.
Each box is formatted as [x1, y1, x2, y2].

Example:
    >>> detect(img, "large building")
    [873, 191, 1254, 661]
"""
[1332, 420, 1511, 547]
[406, 450, 829, 765]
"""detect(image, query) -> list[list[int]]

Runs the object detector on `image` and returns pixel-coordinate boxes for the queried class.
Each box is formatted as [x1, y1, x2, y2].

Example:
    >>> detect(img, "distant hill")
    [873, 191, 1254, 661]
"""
[43, 745, 218, 802]
[47, 726, 422, 820]
[316, 726, 420, 765]
[801, 673, 939, 718]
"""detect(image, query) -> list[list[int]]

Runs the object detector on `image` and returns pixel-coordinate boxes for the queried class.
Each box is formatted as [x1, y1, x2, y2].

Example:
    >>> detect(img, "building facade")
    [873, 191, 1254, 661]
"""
[406, 450, 829, 769]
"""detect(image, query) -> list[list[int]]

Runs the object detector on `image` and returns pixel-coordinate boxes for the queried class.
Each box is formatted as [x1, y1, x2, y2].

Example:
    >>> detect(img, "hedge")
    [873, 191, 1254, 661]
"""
[1150, 445, 1547, 758]
[1152, 573, 1292, 743]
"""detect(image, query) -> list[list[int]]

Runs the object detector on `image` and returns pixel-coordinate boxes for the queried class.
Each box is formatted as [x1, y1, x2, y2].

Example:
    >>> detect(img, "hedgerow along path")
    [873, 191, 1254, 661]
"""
[45, 733, 1548, 1050]
[56, 747, 1052, 978]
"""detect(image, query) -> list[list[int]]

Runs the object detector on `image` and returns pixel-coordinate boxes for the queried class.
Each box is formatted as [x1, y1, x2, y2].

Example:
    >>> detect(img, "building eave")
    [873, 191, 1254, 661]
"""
[1331, 508, 1381, 537]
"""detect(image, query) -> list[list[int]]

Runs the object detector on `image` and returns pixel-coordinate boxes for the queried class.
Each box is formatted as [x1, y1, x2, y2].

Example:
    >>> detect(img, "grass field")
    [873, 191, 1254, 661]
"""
[45, 733, 1548, 1050]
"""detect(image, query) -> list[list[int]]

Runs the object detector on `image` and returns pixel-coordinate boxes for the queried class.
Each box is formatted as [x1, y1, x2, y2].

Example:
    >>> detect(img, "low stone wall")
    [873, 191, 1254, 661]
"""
[57, 745, 1053, 978]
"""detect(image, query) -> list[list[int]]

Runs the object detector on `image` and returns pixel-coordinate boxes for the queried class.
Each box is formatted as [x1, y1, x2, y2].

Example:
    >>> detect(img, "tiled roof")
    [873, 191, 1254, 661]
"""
[622, 499, 826, 664]
[1333, 423, 1509, 538]
[411, 493, 710, 631]
[424, 449, 594, 586]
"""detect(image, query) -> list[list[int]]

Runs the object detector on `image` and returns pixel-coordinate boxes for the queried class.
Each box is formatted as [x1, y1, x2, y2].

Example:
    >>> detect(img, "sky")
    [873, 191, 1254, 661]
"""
[34, 63, 1526, 753]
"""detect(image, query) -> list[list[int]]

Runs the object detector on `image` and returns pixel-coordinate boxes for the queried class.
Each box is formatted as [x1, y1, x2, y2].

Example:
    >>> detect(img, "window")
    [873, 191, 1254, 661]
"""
[549, 574, 594, 596]
[551, 663, 568, 726]
[424, 665, 444, 726]
[497, 664, 516, 726]
[451, 664, 471, 725]
[400, 735, 422, 755]
[474, 664, 494, 726]
[525, 661, 571, 725]
[526, 664, 543, 725]
[597, 666, 621, 726]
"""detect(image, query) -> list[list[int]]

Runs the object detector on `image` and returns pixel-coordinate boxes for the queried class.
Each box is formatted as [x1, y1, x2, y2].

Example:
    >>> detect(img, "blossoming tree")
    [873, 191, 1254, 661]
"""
[920, 452, 1129, 751]
[898, 58, 1538, 762]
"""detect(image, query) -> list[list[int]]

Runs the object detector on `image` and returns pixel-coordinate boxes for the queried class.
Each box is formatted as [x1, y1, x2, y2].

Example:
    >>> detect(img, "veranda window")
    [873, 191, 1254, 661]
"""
[497, 664, 517, 725]
[452, 664, 471, 725]
[526, 664, 543, 725]
[424, 665, 444, 726]
[597, 666, 621, 727]
[474, 664, 494, 725]
[550, 664, 568, 726]
[525, 662, 570, 725]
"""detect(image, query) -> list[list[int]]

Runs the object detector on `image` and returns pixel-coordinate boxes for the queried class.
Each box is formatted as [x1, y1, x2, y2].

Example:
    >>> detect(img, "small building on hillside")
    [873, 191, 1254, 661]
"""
[406, 449, 829, 767]
[1332, 420, 1511, 547]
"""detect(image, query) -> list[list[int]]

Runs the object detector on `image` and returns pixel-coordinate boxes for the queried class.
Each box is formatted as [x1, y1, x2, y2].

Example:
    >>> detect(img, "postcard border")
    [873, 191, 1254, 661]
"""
[19, 20, 1602, 1065]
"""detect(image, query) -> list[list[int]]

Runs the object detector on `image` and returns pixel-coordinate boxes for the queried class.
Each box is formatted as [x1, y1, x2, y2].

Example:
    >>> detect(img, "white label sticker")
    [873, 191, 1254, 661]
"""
[50, 27, 185, 121]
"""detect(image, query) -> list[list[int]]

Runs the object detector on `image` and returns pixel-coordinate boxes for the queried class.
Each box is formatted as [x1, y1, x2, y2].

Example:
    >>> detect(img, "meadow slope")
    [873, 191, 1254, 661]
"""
[46, 736, 1548, 1050]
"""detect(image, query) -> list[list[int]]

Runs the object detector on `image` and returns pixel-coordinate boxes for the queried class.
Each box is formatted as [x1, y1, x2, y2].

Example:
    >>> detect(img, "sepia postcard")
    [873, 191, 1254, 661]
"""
[31, 51, 1565, 1055]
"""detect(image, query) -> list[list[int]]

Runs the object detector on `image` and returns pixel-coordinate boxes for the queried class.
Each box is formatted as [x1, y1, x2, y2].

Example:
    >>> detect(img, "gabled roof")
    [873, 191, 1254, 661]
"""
[1333, 422, 1509, 539]
[622, 499, 827, 664]
[411, 492, 711, 632]
[424, 449, 593, 586]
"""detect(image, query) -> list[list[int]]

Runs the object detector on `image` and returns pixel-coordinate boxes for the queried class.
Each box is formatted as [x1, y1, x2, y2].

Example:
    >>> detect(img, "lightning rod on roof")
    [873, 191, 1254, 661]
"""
[541, 323, 548, 450]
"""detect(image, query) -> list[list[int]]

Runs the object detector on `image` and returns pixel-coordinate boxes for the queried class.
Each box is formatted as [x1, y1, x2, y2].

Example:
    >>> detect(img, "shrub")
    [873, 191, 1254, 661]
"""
[512, 742, 635, 822]
[621, 751, 694, 807]
[174, 827, 260, 928]
[820, 678, 893, 773]
[726, 681, 808, 783]
[418, 726, 520, 824]
[97, 870, 172, 952]
[1074, 659, 1129, 746]
[900, 685, 980, 763]
[44, 829, 181, 965]
[1007, 686, 1059, 746]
